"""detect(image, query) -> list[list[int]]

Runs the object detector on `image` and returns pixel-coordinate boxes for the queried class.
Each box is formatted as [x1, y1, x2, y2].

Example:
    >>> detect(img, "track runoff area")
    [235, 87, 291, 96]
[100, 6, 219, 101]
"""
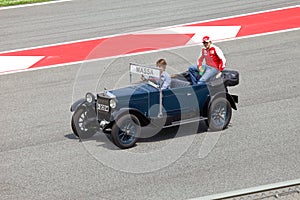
[0, 5, 299, 75]
[1, 5, 299, 199]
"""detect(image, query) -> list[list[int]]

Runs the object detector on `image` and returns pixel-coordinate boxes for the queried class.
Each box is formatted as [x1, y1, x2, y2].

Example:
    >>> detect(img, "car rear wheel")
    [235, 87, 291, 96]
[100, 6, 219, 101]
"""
[111, 114, 141, 149]
[71, 107, 99, 139]
[206, 97, 232, 131]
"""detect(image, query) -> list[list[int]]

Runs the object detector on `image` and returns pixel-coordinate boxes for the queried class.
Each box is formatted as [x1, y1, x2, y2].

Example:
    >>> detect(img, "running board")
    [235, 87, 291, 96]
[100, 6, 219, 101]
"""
[163, 117, 207, 128]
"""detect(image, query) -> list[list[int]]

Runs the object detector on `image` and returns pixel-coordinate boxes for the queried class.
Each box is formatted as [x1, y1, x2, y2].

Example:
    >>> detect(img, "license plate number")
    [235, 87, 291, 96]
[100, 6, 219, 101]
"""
[97, 104, 109, 112]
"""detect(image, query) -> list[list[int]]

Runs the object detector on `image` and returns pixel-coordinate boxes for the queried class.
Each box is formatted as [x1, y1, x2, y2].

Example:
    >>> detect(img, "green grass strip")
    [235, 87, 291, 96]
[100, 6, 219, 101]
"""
[0, 0, 51, 7]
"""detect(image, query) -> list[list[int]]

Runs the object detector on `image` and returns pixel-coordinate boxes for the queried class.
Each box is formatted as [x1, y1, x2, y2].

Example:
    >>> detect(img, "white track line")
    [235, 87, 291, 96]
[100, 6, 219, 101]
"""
[1, 27, 298, 76]
[0, 0, 73, 10]
[189, 179, 300, 200]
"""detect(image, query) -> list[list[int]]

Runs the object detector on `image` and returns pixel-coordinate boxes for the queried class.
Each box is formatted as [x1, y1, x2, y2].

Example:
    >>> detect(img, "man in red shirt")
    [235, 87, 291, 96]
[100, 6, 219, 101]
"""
[189, 36, 226, 84]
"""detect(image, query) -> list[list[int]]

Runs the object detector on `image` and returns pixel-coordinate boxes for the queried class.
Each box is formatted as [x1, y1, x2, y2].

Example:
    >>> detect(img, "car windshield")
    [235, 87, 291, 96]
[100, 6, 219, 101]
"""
[146, 79, 160, 89]
[129, 63, 161, 88]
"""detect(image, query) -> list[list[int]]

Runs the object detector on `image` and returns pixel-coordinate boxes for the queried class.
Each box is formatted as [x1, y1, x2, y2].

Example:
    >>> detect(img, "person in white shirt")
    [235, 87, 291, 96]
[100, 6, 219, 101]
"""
[142, 58, 171, 89]
[156, 58, 171, 89]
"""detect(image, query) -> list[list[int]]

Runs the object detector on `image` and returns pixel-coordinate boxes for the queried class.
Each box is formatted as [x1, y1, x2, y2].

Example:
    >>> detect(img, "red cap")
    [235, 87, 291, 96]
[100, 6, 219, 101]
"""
[202, 36, 211, 43]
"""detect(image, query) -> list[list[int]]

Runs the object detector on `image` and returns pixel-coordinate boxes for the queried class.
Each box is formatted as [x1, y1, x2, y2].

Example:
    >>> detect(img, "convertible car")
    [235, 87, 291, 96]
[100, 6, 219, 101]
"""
[70, 63, 239, 149]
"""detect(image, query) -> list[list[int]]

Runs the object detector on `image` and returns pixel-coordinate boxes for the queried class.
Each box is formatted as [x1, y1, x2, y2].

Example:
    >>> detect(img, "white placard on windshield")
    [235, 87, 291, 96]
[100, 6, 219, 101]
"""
[130, 63, 160, 78]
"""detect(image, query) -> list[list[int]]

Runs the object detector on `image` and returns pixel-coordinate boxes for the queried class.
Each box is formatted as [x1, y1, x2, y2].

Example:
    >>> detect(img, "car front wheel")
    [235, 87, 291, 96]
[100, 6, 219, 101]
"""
[111, 114, 141, 149]
[71, 106, 99, 139]
[206, 97, 232, 131]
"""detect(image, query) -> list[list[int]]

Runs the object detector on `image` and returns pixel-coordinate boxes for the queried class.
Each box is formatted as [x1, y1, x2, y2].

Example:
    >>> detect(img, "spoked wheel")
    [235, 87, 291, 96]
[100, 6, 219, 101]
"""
[71, 107, 99, 139]
[111, 114, 141, 149]
[207, 97, 232, 131]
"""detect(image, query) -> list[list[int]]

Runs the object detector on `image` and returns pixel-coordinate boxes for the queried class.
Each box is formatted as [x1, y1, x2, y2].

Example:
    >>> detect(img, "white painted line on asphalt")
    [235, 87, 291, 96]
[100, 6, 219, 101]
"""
[0, 27, 299, 76]
[0, 0, 73, 10]
[0, 56, 44, 73]
[189, 179, 300, 200]
[136, 26, 241, 45]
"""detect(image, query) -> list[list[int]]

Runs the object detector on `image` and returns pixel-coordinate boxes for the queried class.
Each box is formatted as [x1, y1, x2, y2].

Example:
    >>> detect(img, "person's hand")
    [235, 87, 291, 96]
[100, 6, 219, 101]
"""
[141, 75, 146, 81]
[199, 65, 205, 76]
[216, 72, 222, 78]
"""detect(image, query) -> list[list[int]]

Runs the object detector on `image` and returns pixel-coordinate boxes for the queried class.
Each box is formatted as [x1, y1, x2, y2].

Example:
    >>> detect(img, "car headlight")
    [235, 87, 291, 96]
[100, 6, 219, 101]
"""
[110, 99, 117, 108]
[86, 93, 95, 103]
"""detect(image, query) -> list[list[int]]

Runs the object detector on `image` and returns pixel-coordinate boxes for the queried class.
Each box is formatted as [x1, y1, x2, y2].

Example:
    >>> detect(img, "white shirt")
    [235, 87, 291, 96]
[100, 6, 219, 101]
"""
[160, 71, 171, 89]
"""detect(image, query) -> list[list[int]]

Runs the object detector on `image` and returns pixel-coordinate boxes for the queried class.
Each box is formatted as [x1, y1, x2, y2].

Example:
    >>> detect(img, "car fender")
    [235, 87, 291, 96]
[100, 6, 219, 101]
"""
[210, 92, 238, 110]
[202, 92, 238, 117]
[111, 108, 150, 126]
[70, 98, 89, 112]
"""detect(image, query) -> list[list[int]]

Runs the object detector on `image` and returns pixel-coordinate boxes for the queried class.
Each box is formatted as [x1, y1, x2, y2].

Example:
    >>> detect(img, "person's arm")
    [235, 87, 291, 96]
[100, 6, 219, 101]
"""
[161, 72, 171, 89]
[215, 46, 226, 71]
[197, 48, 204, 67]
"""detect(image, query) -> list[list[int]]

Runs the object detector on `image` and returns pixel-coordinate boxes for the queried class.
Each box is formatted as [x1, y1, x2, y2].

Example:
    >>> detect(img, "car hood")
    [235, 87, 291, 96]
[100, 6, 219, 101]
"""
[109, 83, 158, 98]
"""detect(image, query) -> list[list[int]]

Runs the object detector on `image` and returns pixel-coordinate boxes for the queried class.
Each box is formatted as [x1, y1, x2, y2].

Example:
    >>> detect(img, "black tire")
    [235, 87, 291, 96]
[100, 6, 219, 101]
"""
[71, 107, 99, 139]
[111, 114, 141, 149]
[206, 97, 232, 131]
[71, 118, 79, 137]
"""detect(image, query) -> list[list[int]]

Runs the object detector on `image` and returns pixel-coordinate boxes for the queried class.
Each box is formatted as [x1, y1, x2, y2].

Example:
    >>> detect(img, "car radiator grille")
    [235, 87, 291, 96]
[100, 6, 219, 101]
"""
[97, 96, 111, 121]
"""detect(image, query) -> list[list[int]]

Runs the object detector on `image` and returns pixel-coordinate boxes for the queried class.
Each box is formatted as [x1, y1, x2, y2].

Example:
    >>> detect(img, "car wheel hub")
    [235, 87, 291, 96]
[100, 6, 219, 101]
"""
[119, 122, 136, 144]
[78, 112, 88, 132]
[212, 104, 227, 126]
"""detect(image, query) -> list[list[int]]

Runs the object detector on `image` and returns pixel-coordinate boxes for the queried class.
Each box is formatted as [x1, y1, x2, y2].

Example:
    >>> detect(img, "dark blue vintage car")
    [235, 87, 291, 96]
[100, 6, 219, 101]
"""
[70, 63, 239, 149]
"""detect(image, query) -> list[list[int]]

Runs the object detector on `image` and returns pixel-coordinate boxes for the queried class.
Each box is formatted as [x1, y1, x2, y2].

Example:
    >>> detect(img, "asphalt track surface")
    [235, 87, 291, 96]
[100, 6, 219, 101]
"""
[0, 1, 300, 199]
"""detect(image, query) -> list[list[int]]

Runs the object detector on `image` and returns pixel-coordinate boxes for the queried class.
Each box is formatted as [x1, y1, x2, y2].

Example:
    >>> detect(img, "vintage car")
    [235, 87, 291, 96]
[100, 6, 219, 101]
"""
[70, 63, 239, 149]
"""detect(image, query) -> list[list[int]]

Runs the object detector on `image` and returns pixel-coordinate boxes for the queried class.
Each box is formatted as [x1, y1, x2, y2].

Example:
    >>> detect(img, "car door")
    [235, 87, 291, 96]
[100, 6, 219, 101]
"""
[192, 83, 210, 115]
[162, 86, 196, 119]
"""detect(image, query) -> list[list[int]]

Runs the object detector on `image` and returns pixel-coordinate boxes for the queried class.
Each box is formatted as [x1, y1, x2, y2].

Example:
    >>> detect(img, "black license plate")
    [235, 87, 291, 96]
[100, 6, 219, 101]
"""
[97, 103, 109, 112]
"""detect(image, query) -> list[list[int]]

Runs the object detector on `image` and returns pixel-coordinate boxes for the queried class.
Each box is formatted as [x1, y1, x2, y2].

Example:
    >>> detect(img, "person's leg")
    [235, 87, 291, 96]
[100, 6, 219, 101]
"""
[188, 65, 200, 85]
[198, 65, 218, 84]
